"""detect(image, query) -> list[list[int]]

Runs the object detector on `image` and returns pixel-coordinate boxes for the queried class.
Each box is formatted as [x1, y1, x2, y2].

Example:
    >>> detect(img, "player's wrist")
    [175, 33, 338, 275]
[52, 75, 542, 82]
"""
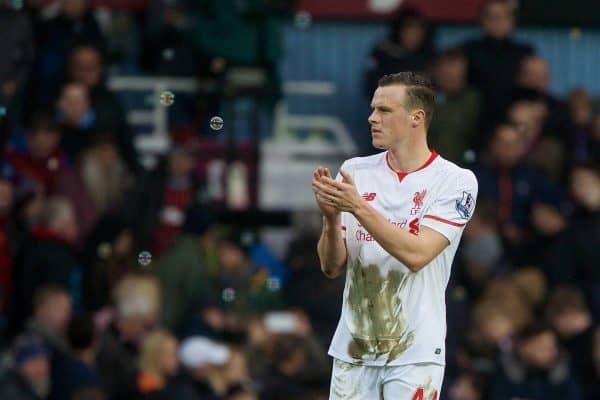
[352, 199, 370, 218]
[323, 213, 341, 226]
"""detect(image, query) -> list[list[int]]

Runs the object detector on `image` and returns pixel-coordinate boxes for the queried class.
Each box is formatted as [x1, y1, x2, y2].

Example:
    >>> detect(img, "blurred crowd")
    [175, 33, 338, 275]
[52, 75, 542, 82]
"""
[0, 0, 598, 399]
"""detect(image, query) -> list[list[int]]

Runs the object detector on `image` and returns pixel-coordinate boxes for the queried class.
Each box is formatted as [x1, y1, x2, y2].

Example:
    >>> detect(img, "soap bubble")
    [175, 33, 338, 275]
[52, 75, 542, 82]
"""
[222, 288, 236, 302]
[159, 91, 175, 106]
[210, 116, 224, 131]
[463, 149, 477, 164]
[138, 251, 152, 266]
[162, 48, 175, 61]
[266, 277, 281, 292]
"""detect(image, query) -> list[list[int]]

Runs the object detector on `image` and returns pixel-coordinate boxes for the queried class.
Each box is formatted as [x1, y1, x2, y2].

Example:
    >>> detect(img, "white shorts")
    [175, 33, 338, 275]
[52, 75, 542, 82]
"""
[329, 358, 444, 400]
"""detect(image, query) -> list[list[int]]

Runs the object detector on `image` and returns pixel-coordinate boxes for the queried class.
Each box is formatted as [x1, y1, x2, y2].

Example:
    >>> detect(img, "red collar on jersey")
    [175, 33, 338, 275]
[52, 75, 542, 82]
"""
[385, 150, 439, 183]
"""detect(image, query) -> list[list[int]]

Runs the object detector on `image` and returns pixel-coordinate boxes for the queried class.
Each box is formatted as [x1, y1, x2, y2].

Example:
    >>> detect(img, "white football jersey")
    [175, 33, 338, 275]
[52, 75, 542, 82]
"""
[328, 150, 478, 367]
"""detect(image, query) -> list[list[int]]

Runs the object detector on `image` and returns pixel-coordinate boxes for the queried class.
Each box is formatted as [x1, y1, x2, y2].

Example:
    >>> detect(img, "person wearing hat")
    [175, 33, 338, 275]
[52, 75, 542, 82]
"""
[0, 335, 51, 400]
[168, 336, 250, 400]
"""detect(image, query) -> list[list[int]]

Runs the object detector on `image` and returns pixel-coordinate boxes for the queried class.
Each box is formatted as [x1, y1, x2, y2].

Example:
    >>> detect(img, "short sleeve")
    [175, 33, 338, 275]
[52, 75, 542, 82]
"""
[421, 170, 478, 243]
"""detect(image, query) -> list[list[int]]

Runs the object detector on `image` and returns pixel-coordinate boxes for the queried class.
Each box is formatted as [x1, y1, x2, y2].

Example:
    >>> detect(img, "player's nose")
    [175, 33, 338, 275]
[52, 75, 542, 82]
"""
[368, 111, 378, 124]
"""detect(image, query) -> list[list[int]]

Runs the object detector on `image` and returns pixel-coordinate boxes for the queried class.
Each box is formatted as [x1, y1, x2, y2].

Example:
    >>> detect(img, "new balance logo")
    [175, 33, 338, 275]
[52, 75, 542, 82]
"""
[362, 192, 376, 201]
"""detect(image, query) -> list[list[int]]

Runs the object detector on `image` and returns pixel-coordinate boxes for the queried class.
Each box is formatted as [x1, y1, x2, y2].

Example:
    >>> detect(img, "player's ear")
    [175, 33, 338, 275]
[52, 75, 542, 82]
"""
[411, 110, 425, 128]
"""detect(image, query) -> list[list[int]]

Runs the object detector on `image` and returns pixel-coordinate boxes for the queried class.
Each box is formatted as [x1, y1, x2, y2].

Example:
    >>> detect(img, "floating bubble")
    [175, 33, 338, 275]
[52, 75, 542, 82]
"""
[138, 250, 153, 266]
[159, 91, 175, 106]
[266, 277, 281, 292]
[162, 48, 175, 61]
[210, 116, 224, 131]
[0, 106, 6, 116]
[463, 149, 477, 164]
[294, 11, 312, 29]
[222, 288, 235, 302]
[97, 242, 112, 259]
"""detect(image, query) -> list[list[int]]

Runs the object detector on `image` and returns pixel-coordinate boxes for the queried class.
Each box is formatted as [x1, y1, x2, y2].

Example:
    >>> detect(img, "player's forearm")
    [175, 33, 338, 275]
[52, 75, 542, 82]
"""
[317, 215, 347, 278]
[353, 202, 430, 272]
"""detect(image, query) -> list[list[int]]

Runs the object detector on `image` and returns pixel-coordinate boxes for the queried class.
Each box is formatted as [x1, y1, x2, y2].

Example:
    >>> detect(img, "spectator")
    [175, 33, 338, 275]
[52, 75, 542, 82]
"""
[152, 207, 217, 331]
[0, 335, 51, 400]
[474, 123, 552, 262]
[365, 8, 434, 96]
[526, 194, 570, 266]
[83, 216, 137, 311]
[245, 311, 329, 390]
[447, 373, 484, 400]
[260, 333, 330, 400]
[49, 315, 104, 400]
[515, 56, 570, 138]
[546, 164, 600, 309]
[510, 267, 547, 312]
[6, 111, 66, 194]
[96, 274, 161, 400]
[546, 285, 597, 399]
[224, 383, 258, 400]
[586, 113, 600, 164]
[136, 330, 179, 399]
[71, 386, 106, 400]
[459, 201, 504, 296]
[66, 44, 138, 171]
[489, 323, 582, 400]
[462, 0, 534, 129]
[79, 133, 132, 215]
[429, 48, 482, 163]
[283, 229, 343, 346]
[0, 173, 14, 310]
[125, 141, 200, 255]
[142, 0, 201, 76]
[12, 196, 81, 327]
[26, 285, 72, 353]
[32, 0, 105, 108]
[567, 89, 600, 165]
[507, 95, 567, 183]
[174, 336, 248, 399]
[55, 82, 96, 164]
[0, 2, 34, 112]
[214, 229, 284, 316]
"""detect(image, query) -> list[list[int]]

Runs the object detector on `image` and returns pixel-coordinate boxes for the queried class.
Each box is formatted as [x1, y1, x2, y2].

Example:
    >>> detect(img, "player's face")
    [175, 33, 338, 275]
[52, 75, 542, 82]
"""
[368, 85, 414, 150]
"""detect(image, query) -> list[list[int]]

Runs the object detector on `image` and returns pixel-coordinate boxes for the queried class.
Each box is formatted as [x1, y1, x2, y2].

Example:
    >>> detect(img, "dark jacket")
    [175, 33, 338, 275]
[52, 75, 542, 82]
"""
[473, 162, 550, 228]
[365, 40, 434, 96]
[90, 86, 138, 172]
[12, 229, 82, 327]
[0, 370, 43, 400]
[0, 8, 34, 104]
[489, 350, 582, 400]
[96, 324, 138, 400]
[49, 351, 103, 400]
[34, 12, 105, 107]
[165, 373, 221, 400]
[462, 36, 534, 128]
[429, 87, 482, 163]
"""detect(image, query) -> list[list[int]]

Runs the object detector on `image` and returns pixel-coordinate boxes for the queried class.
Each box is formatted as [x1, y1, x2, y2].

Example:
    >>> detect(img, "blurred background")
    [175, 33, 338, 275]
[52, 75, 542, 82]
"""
[0, 0, 599, 399]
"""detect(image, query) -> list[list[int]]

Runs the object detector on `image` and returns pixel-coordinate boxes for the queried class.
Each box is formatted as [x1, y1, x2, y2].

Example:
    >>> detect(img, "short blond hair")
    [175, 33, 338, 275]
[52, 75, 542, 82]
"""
[139, 330, 177, 377]
[113, 274, 161, 319]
